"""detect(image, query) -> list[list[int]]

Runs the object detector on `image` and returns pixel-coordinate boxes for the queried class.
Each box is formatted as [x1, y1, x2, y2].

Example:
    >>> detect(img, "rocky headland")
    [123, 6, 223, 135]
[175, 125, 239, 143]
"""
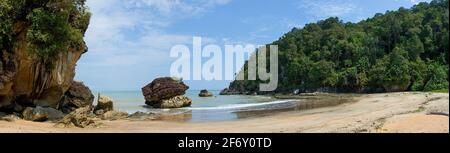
[0, 0, 94, 121]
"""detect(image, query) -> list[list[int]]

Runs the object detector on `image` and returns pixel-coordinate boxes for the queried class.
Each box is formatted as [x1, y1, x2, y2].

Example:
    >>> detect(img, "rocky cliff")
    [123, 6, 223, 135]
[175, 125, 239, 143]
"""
[0, 0, 91, 111]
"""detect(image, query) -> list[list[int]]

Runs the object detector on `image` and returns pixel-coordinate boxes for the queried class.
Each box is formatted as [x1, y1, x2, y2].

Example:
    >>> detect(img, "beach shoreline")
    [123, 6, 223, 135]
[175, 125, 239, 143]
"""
[1, 92, 448, 133]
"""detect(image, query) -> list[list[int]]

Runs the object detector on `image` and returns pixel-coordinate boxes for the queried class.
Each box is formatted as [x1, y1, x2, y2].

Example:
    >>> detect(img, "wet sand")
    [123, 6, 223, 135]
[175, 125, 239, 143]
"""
[0, 92, 448, 133]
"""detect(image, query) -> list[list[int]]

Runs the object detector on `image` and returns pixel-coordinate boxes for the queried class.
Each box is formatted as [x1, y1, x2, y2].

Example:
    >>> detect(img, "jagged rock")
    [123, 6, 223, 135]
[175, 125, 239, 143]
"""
[94, 94, 114, 115]
[55, 106, 96, 128]
[22, 106, 64, 122]
[146, 95, 192, 108]
[142, 77, 189, 102]
[100, 110, 128, 121]
[59, 81, 94, 113]
[198, 89, 213, 97]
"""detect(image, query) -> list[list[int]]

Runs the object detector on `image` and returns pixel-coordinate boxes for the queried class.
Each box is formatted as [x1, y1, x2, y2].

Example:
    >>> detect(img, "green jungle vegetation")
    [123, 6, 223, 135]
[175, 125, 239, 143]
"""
[1, 0, 90, 63]
[229, 0, 449, 93]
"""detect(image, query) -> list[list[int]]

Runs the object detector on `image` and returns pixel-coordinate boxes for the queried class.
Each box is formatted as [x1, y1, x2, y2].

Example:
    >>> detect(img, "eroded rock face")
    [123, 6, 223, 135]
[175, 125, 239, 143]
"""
[1, 28, 86, 109]
[0, 50, 16, 108]
[0, 4, 90, 110]
[142, 77, 189, 102]
[59, 81, 94, 113]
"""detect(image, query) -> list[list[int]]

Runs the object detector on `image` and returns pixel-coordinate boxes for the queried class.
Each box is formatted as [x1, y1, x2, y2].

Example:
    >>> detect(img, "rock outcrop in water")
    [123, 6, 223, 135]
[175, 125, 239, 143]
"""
[142, 77, 192, 108]
[199, 89, 213, 97]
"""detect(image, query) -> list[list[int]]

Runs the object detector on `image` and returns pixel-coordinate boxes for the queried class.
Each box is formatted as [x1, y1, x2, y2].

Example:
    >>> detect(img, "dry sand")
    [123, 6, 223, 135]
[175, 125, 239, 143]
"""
[0, 92, 448, 133]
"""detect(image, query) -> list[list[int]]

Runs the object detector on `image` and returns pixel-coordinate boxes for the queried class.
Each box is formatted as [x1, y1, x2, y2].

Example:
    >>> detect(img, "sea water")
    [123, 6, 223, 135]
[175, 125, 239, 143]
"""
[93, 90, 299, 122]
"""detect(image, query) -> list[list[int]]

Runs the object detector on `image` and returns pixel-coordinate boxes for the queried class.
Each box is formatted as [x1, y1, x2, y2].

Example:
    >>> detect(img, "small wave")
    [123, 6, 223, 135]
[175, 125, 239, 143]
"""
[185, 100, 297, 110]
[252, 96, 273, 99]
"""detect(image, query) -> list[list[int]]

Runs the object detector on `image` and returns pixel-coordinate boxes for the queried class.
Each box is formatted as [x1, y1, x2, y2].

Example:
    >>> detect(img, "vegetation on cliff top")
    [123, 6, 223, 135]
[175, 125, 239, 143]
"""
[0, 0, 90, 62]
[229, 0, 449, 93]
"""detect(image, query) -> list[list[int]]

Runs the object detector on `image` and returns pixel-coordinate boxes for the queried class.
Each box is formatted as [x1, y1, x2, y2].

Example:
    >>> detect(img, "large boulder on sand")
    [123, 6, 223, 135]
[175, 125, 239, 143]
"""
[142, 77, 189, 102]
[198, 89, 213, 97]
[100, 110, 128, 120]
[55, 106, 96, 128]
[22, 106, 64, 122]
[59, 81, 94, 113]
[94, 94, 114, 115]
[142, 77, 191, 108]
[146, 95, 192, 108]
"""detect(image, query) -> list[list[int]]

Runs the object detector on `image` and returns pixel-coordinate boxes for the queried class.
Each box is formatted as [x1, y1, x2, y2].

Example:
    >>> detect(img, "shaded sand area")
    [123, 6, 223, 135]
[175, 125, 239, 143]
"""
[1, 92, 448, 133]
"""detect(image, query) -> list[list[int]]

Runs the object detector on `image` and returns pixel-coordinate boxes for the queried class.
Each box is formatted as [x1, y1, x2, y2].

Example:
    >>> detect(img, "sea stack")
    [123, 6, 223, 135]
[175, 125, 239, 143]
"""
[198, 90, 213, 97]
[141, 77, 192, 108]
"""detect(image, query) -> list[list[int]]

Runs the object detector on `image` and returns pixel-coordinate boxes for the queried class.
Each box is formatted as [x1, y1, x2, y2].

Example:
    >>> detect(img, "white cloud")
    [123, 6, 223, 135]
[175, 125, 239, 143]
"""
[397, 0, 431, 4]
[127, 0, 232, 16]
[239, 16, 303, 43]
[298, 0, 359, 19]
[82, 0, 231, 67]
[76, 0, 233, 91]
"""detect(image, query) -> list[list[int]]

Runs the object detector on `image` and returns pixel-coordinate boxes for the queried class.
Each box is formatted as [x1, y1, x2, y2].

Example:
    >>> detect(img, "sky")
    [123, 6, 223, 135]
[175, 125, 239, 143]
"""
[76, 0, 431, 91]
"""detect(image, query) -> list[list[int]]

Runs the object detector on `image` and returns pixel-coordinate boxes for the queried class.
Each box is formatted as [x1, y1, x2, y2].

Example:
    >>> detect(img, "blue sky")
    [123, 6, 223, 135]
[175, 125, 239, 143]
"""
[76, 0, 430, 91]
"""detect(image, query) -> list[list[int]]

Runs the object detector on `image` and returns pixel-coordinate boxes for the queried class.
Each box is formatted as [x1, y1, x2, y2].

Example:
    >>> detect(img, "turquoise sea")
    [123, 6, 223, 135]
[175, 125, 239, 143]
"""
[93, 90, 300, 122]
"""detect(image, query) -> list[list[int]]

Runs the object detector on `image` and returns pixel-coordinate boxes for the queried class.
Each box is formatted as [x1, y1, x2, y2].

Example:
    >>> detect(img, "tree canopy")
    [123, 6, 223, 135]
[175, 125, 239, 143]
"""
[0, 0, 90, 62]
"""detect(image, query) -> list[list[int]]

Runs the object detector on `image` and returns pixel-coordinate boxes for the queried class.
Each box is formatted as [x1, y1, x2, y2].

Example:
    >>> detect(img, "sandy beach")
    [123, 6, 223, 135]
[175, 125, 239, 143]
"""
[1, 92, 448, 133]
